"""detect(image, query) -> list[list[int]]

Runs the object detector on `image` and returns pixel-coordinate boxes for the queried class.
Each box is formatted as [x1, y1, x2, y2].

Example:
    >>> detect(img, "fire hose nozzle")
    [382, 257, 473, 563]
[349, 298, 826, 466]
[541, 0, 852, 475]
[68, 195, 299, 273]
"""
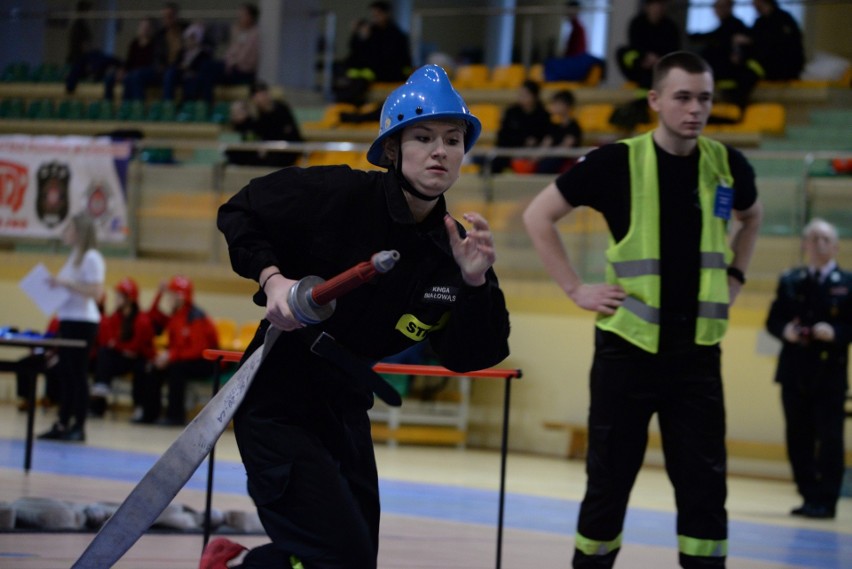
[287, 250, 400, 325]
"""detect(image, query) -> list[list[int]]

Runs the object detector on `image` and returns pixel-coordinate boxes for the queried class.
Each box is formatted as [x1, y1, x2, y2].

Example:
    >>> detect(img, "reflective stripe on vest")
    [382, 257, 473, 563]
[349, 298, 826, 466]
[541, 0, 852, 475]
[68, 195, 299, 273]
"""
[677, 535, 728, 558]
[596, 131, 734, 353]
[574, 532, 623, 556]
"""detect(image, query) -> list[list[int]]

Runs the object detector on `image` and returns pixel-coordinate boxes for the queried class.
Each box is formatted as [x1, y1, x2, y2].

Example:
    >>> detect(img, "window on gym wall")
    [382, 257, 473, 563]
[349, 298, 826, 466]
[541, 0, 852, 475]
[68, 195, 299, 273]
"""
[686, 0, 804, 33]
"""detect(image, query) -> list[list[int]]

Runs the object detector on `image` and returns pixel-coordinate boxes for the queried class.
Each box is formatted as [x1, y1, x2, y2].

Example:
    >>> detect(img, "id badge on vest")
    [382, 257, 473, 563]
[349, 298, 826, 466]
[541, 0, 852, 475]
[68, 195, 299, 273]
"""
[714, 182, 734, 221]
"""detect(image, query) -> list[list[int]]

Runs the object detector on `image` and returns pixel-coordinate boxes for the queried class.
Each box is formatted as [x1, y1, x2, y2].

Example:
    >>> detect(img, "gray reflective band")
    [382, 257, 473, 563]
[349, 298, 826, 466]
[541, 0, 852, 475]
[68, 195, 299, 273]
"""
[611, 259, 660, 278]
[622, 296, 661, 324]
[698, 301, 728, 319]
[700, 252, 727, 269]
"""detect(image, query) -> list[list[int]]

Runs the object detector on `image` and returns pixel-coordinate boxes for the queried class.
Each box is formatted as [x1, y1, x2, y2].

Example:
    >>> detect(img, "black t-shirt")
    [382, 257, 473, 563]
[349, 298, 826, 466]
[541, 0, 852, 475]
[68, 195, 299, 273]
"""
[555, 140, 757, 337]
[547, 118, 583, 148]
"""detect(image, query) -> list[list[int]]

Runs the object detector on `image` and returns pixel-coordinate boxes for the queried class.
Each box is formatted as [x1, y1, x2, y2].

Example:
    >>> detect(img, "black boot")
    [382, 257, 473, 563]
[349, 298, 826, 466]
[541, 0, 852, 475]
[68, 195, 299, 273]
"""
[37, 422, 67, 440]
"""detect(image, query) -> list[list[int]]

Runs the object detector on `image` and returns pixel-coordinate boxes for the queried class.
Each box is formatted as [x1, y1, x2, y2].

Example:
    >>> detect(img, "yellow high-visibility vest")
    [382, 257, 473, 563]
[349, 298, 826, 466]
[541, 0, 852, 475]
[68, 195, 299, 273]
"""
[596, 131, 734, 353]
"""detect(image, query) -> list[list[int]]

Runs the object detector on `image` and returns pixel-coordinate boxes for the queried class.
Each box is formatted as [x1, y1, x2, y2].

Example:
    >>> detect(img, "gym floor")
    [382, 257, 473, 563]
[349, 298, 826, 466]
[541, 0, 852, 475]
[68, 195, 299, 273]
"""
[0, 404, 850, 568]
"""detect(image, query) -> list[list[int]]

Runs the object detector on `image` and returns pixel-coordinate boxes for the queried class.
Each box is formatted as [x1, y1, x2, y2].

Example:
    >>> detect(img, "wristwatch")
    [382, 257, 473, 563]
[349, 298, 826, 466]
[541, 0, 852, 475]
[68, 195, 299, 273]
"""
[726, 266, 746, 285]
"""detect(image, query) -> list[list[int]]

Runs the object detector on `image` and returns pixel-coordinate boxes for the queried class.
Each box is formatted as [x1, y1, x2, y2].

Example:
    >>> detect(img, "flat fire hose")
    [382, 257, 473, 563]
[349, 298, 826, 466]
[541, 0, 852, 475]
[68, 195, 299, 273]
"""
[71, 250, 399, 568]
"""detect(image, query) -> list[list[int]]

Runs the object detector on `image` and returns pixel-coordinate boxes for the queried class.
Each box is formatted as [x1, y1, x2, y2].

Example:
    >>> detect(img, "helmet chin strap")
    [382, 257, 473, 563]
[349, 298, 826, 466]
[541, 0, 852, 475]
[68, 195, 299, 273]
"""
[393, 143, 441, 202]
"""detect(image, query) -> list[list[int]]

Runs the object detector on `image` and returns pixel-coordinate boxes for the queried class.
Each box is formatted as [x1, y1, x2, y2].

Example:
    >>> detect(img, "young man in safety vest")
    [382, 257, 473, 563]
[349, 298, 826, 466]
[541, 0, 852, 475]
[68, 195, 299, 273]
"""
[523, 51, 763, 568]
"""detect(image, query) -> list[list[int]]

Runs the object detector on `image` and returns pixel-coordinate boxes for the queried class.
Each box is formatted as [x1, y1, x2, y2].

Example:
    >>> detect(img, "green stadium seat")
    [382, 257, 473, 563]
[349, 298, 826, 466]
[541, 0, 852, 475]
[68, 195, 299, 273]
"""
[1, 62, 30, 82]
[26, 99, 55, 120]
[57, 99, 86, 120]
[210, 101, 230, 124]
[87, 100, 115, 121]
[117, 100, 146, 121]
[0, 98, 25, 118]
[30, 63, 65, 82]
[177, 100, 209, 122]
[147, 100, 177, 122]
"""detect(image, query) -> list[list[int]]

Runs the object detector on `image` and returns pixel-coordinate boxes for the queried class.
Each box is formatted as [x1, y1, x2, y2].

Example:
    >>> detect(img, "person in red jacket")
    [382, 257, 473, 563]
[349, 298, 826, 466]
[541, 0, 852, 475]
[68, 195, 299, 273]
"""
[89, 277, 156, 419]
[139, 275, 218, 425]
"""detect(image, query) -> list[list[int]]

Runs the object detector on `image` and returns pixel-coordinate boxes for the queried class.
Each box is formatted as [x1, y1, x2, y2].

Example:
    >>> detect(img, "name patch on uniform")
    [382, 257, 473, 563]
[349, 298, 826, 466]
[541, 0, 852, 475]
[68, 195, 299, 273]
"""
[422, 285, 459, 304]
[395, 312, 450, 341]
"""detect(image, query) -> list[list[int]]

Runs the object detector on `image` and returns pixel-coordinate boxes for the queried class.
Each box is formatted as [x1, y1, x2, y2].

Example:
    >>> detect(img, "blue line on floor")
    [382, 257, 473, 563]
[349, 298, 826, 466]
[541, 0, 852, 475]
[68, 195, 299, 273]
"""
[1, 438, 850, 569]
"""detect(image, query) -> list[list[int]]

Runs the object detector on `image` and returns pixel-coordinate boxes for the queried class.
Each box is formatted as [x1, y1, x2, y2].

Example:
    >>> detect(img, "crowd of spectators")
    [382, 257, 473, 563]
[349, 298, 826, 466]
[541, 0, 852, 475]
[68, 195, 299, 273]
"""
[65, 1, 260, 107]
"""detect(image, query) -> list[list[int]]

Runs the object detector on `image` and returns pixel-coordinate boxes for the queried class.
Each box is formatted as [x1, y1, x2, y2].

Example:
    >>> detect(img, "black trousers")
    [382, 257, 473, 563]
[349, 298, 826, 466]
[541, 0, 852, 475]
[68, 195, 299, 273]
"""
[234, 410, 379, 569]
[142, 358, 214, 423]
[57, 320, 99, 429]
[93, 347, 149, 408]
[780, 365, 847, 509]
[574, 331, 727, 569]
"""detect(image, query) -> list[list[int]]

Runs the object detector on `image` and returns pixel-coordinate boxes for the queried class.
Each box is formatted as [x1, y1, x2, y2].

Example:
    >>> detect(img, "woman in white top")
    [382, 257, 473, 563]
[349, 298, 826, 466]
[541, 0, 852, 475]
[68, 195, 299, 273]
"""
[38, 212, 105, 442]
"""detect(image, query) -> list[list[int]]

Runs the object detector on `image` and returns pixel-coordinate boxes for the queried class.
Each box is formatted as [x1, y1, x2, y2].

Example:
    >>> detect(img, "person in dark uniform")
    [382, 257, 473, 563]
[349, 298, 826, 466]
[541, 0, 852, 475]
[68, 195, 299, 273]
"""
[740, 0, 805, 81]
[766, 218, 851, 519]
[523, 52, 763, 568]
[616, 0, 681, 89]
[688, 0, 756, 108]
[207, 64, 510, 569]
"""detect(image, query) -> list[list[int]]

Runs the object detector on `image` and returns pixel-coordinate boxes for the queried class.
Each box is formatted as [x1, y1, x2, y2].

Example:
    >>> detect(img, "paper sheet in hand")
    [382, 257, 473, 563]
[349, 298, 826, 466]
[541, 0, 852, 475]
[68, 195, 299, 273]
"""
[19, 263, 69, 316]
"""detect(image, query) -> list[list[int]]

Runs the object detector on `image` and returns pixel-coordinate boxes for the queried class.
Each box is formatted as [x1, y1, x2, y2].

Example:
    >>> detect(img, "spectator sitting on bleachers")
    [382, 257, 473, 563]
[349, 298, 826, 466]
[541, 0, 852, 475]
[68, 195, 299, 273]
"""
[89, 277, 156, 420]
[616, 0, 681, 89]
[492, 80, 553, 174]
[226, 81, 303, 168]
[535, 89, 583, 175]
[139, 275, 218, 426]
[349, 1, 411, 83]
[735, 0, 805, 82]
[543, 1, 604, 83]
[195, 3, 260, 105]
[688, 0, 757, 109]
[162, 22, 212, 102]
[65, 0, 120, 95]
[562, 0, 587, 57]
[123, 2, 187, 101]
[103, 18, 157, 102]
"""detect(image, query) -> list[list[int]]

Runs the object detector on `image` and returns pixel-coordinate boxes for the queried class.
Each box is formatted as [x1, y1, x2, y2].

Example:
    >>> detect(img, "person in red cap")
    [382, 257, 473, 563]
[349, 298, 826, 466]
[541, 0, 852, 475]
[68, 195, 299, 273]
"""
[89, 277, 157, 419]
[139, 275, 219, 425]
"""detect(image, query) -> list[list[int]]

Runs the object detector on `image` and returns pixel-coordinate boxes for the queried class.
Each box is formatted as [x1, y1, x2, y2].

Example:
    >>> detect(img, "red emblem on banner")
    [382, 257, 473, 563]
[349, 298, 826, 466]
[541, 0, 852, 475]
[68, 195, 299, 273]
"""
[0, 160, 28, 213]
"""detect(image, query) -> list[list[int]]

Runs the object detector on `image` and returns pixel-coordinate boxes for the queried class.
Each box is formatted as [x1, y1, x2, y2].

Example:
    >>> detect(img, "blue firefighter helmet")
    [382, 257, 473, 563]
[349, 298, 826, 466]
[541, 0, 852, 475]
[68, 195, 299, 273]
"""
[367, 64, 482, 167]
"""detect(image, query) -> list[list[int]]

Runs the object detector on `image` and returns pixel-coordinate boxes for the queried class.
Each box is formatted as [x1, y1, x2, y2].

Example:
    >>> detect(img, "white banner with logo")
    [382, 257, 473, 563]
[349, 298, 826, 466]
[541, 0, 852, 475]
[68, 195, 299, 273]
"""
[0, 135, 131, 242]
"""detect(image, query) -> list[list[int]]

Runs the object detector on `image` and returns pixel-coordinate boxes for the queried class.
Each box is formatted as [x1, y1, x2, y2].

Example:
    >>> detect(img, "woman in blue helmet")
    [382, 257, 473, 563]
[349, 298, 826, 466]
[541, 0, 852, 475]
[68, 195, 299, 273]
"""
[211, 65, 511, 568]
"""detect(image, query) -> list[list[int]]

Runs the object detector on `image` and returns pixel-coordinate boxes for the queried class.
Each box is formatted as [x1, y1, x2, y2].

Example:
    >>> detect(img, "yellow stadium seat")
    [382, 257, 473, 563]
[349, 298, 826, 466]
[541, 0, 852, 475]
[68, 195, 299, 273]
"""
[528, 64, 545, 83]
[468, 103, 502, 135]
[301, 103, 358, 129]
[234, 322, 258, 352]
[583, 64, 603, 86]
[213, 318, 237, 351]
[575, 104, 616, 133]
[738, 102, 785, 135]
[489, 64, 527, 89]
[709, 102, 742, 123]
[453, 64, 490, 89]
